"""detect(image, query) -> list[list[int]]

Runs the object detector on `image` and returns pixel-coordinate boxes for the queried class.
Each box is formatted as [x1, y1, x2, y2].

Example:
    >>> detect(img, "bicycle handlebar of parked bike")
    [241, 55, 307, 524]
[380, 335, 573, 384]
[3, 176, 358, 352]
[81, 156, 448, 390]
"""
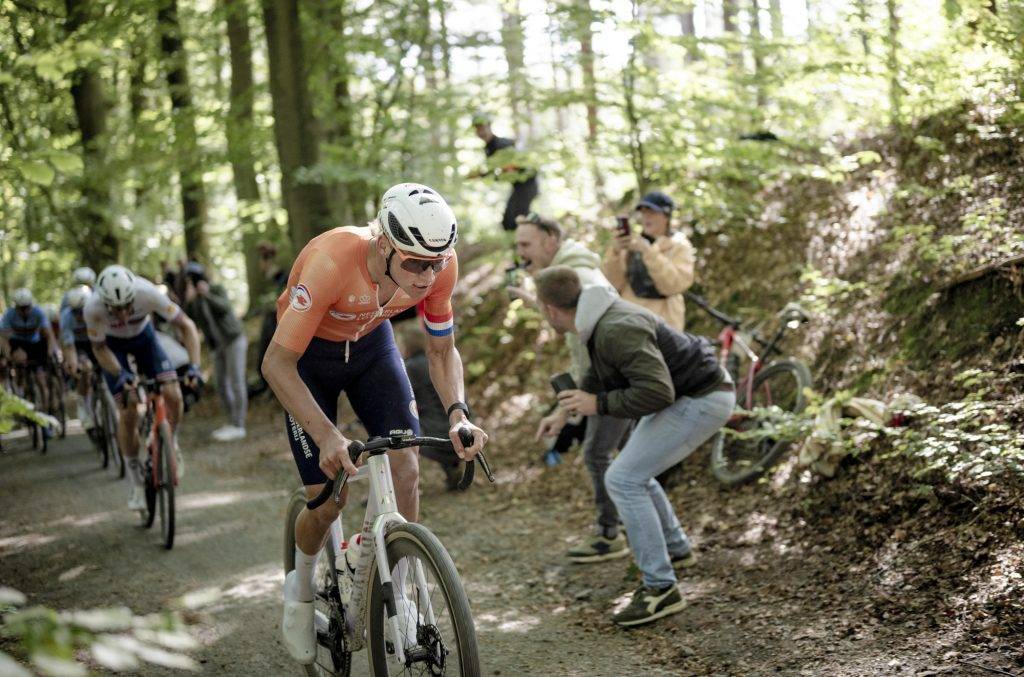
[306, 429, 494, 510]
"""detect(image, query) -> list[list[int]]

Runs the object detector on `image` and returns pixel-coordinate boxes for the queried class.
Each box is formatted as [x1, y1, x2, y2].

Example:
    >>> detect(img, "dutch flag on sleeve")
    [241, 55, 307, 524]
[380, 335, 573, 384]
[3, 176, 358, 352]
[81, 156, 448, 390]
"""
[420, 303, 454, 337]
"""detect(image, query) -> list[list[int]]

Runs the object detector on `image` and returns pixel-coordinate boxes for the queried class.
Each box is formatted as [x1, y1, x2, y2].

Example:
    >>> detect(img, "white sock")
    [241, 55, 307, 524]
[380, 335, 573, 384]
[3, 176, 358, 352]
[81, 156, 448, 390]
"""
[293, 547, 319, 603]
[127, 458, 144, 487]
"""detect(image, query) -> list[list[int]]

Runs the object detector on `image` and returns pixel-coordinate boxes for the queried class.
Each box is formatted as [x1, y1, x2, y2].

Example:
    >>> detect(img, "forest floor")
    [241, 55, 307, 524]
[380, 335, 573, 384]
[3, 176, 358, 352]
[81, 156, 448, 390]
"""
[2, 394, 1022, 676]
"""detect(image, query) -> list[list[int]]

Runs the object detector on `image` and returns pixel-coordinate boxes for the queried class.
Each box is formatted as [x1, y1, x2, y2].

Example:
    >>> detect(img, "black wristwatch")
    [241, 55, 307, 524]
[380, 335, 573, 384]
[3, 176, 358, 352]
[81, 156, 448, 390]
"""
[446, 401, 471, 419]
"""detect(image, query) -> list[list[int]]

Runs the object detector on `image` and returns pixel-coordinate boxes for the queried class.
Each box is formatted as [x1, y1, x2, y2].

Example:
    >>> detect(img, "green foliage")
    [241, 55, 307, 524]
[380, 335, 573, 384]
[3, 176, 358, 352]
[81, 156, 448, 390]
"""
[0, 389, 57, 434]
[0, 585, 200, 674]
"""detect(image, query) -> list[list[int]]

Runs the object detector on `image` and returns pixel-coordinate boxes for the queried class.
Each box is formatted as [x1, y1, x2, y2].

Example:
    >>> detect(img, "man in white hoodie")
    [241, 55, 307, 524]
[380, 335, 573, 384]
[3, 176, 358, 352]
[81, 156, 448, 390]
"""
[512, 213, 633, 563]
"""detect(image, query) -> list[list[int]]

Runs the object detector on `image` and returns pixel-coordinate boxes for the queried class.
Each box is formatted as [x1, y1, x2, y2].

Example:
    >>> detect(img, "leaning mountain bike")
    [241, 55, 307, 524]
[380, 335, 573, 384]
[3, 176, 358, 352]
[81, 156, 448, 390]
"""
[686, 292, 813, 485]
[284, 431, 495, 676]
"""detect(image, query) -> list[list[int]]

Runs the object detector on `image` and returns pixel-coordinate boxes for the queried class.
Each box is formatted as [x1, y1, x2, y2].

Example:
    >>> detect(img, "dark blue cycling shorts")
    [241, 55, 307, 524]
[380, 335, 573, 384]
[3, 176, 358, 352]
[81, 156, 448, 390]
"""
[9, 336, 47, 370]
[285, 321, 420, 486]
[101, 323, 176, 396]
[73, 340, 98, 368]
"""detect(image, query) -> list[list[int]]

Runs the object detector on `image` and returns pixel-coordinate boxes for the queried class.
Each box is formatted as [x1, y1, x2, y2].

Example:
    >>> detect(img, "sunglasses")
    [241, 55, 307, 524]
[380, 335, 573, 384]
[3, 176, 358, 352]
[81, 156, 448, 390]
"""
[106, 303, 135, 315]
[399, 256, 448, 275]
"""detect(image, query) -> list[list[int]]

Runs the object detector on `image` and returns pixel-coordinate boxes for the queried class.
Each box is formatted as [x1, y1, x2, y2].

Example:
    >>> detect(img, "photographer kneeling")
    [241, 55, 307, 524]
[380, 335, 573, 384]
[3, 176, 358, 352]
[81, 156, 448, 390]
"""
[535, 266, 735, 627]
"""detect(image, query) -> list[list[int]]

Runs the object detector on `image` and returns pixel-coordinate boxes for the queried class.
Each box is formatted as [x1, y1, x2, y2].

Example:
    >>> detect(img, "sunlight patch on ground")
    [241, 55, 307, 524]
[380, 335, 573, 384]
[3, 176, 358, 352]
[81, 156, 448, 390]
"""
[475, 609, 541, 634]
[0, 532, 57, 553]
[176, 489, 288, 512]
[737, 512, 779, 546]
[173, 520, 248, 549]
[199, 563, 282, 614]
[58, 564, 91, 582]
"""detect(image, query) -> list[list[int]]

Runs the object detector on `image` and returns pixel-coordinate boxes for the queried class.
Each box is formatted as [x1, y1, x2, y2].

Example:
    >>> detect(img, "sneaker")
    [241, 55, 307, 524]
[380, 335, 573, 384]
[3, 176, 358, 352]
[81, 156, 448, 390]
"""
[391, 597, 419, 650]
[542, 449, 562, 466]
[282, 570, 316, 664]
[611, 584, 686, 627]
[127, 485, 146, 512]
[567, 530, 630, 563]
[671, 551, 697, 571]
[212, 425, 246, 442]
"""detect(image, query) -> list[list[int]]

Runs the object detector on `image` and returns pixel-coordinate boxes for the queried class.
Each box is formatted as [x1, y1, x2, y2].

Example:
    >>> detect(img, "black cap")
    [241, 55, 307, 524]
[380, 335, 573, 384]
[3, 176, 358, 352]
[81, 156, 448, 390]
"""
[636, 191, 675, 215]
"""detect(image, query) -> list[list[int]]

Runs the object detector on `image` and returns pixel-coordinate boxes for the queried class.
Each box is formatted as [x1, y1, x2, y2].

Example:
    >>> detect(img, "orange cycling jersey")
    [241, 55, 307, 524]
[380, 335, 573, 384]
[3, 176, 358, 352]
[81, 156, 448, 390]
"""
[273, 226, 457, 354]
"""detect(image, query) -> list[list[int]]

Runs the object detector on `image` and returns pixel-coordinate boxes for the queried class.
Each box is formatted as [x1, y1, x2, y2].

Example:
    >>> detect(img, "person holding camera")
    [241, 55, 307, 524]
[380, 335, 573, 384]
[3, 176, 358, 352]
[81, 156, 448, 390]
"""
[182, 262, 248, 442]
[534, 266, 734, 627]
[603, 191, 695, 331]
[512, 213, 633, 563]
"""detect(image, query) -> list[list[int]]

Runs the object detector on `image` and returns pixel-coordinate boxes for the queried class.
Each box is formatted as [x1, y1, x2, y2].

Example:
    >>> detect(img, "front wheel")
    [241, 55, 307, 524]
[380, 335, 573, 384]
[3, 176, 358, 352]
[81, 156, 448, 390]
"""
[367, 522, 479, 677]
[157, 421, 176, 550]
[711, 359, 812, 486]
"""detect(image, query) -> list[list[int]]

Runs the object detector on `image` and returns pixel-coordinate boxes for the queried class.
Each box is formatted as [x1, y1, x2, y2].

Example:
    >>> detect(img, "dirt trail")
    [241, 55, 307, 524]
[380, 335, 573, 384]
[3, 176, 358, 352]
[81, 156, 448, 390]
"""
[0, 410, 673, 676]
[2, 401, 1020, 676]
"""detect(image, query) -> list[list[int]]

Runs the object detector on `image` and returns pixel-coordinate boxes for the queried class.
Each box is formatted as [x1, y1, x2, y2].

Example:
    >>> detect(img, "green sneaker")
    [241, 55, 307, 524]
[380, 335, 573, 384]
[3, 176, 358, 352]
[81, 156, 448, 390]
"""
[566, 530, 630, 563]
[611, 584, 686, 627]
[671, 551, 696, 571]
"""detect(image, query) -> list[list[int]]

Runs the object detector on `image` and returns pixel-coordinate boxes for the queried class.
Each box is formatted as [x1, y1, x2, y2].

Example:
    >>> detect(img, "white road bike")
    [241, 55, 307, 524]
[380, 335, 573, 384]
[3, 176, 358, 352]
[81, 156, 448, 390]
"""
[284, 432, 494, 676]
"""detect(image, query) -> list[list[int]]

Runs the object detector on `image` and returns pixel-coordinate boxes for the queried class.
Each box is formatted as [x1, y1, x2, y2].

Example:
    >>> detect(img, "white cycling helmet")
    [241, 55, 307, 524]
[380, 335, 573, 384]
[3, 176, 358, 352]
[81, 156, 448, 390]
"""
[67, 285, 90, 310]
[377, 183, 458, 259]
[96, 265, 137, 308]
[12, 287, 33, 307]
[72, 266, 96, 286]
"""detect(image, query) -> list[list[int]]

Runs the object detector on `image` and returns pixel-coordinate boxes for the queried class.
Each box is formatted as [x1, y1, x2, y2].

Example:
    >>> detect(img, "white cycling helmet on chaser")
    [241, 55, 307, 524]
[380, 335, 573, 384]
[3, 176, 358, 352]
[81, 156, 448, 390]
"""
[12, 287, 34, 307]
[96, 265, 137, 308]
[72, 266, 96, 286]
[66, 285, 91, 310]
[378, 183, 458, 259]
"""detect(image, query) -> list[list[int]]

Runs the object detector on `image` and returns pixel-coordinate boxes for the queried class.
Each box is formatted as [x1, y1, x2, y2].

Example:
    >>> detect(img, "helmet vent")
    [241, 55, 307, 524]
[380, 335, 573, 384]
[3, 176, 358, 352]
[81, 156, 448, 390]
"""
[387, 212, 414, 246]
[419, 197, 437, 205]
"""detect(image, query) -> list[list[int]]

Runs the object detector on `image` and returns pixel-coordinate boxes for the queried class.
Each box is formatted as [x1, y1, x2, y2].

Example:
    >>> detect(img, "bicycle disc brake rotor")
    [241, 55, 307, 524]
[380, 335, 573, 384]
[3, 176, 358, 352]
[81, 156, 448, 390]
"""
[406, 624, 448, 675]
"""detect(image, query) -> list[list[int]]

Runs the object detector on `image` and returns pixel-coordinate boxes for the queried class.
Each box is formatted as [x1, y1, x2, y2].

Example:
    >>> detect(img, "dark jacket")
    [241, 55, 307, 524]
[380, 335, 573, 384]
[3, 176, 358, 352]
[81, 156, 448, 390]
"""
[577, 286, 724, 420]
[184, 283, 243, 350]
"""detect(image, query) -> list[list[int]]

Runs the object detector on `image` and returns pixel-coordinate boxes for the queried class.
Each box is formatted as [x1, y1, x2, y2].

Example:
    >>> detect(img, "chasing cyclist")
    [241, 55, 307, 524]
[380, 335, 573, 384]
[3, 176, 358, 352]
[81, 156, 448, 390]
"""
[263, 183, 489, 664]
[60, 286, 98, 431]
[1, 288, 62, 436]
[84, 265, 203, 511]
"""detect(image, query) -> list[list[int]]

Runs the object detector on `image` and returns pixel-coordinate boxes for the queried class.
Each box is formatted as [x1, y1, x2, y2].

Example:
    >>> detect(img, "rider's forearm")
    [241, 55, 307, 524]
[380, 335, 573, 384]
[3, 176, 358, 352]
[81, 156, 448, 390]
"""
[62, 345, 78, 372]
[424, 339, 467, 422]
[263, 343, 341, 446]
[93, 343, 122, 377]
[176, 315, 202, 365]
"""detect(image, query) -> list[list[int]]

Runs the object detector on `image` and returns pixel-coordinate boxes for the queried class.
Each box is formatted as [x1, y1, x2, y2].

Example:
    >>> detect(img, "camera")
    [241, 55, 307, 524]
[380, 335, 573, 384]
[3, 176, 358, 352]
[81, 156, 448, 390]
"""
[550, 372, 577, 394]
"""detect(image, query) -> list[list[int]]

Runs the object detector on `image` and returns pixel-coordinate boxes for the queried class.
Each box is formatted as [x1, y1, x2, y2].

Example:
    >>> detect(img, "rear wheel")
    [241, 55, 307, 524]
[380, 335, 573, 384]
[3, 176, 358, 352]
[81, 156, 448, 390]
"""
[711, 359, 812, 485]
[367, 522, 479, 677]
[157, 421, 175, 550]
[284, 488, 352, 677]
[89, 390, 109, 469]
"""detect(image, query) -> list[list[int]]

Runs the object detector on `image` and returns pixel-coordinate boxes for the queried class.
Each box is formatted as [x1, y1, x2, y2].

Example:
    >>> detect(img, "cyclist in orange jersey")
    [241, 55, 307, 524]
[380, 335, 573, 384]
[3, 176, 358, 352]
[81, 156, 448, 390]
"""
[263, 183, 489, 664]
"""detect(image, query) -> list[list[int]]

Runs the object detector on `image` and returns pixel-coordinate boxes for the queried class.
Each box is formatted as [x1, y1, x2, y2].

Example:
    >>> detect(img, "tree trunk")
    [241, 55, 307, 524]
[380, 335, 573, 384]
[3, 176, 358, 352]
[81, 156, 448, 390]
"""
[158, 0, 209, 262]
[885, 0, 902, 127]
[129, 31, 150, 211]
[722, 0, 743, 71]
[769, 0, 783, 38]
[500, 0, 531, 141]
[856, 0, 870, 56]
[624, 0, 647, 194]
[751, 0, 768, 110]
[65, 0, 119, 267]
[576, 1, 605, 197]
[262, 0, 332, 251]
[679, 3, 700, 63]
[223, 0, 273, 311]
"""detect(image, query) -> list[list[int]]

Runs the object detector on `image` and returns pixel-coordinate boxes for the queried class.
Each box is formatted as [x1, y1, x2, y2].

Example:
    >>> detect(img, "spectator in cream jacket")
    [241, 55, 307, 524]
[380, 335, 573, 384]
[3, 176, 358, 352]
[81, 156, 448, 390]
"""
[602, 191, 695, 331]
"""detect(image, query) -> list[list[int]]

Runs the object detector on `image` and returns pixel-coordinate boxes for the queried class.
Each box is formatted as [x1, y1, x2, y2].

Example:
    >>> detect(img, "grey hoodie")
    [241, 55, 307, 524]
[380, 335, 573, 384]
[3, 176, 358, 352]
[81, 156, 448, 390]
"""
[549, 239, 614, 383]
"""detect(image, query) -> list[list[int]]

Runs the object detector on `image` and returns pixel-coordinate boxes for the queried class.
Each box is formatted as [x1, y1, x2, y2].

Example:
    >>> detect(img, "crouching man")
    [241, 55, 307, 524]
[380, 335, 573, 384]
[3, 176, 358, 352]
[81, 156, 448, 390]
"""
[534, 266, 735, 627]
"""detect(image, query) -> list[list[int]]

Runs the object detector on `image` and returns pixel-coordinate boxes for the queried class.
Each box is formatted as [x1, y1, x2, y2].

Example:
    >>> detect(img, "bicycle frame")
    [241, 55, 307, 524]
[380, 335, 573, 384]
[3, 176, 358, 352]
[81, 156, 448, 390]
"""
[716, 325, 761, 410]
[323, 451, 417, 662]
[137, 383, 176, 488]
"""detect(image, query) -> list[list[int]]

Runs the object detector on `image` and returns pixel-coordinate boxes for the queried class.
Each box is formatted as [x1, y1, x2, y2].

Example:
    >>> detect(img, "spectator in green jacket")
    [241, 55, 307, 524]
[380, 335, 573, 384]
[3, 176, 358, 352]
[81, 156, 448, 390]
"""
[183, 262, 248, 442]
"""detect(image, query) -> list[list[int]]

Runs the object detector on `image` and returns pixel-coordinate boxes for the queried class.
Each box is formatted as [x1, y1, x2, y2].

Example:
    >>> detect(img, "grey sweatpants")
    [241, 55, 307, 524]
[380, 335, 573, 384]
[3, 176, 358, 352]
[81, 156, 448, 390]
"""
[583, 413, 633, 529]
[214, 334, 248, 428]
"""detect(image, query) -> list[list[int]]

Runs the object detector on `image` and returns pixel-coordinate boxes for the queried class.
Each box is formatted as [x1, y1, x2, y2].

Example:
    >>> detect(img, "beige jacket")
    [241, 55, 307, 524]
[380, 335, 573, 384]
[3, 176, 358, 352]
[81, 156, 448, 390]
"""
[602, 232, 695, 331]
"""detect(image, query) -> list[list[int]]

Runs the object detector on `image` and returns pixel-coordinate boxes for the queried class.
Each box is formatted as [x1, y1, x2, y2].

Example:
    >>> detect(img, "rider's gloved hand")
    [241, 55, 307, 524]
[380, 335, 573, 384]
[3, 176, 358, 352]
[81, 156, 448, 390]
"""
[114, 369, 137, 393]
[185, 363, 204, 388]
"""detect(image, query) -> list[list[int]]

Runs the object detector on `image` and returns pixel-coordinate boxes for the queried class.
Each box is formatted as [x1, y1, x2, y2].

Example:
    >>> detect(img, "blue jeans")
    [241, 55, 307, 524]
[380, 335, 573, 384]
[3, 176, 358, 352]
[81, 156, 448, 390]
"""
[604, 389, 736, 589]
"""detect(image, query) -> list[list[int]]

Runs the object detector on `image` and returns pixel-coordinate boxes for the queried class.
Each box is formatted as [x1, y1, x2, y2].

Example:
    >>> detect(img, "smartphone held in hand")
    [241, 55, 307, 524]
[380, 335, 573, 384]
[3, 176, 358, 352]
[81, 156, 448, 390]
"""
[616, 215, 631, 237]
[550, 372, 577, 394]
